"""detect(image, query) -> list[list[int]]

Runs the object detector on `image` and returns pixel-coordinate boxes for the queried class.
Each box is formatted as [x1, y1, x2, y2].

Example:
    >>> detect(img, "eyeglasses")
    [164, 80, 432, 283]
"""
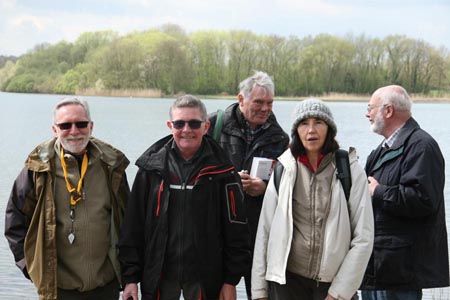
[366, 104, 387, 112]
[56, 121, 90, 130]
[171, 119, 204, 130]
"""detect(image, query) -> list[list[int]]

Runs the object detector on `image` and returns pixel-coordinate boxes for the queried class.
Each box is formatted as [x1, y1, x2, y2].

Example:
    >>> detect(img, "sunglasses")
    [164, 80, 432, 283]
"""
[171, 119, 204, 130]
[56, 121, 90, 130]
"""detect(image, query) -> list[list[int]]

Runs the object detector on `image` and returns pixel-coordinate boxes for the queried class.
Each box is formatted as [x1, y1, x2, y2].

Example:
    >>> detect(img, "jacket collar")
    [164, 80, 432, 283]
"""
[26, 137, 129, 172]
[136, 134, 233, 173]
[369, 117, 419, 172]
[224, 102, 282, 135]
[389, 117, 419, 150]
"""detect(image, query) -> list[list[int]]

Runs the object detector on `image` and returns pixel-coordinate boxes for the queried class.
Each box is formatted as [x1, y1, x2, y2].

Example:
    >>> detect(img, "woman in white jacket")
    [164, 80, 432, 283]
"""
[251, 98, 374, 300]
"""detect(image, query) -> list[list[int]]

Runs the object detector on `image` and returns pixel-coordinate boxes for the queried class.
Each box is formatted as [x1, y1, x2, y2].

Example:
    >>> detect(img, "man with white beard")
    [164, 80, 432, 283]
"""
[360, 85, 449, 300]
[5, 98, 130, 300]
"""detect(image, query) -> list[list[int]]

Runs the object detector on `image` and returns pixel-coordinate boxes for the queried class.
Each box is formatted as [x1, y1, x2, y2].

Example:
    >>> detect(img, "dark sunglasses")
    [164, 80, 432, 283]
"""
[171, 119, 204, 130]
[56, 121, 90, 130]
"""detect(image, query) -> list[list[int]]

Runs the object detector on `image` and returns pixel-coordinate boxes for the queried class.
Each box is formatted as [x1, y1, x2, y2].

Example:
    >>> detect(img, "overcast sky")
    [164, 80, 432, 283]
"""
[1, 0, 449, 56]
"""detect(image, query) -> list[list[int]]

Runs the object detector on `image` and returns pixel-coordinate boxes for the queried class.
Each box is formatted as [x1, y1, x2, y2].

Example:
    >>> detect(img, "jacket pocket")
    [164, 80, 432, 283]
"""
[225, 182, 247, 224]
[374, 235, 414, 285]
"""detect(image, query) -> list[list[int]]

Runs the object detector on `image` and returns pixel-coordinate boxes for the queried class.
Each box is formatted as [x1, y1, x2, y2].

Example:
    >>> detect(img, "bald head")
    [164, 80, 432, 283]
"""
[372, 85, 412, 113]
[367, 85, 412, 138]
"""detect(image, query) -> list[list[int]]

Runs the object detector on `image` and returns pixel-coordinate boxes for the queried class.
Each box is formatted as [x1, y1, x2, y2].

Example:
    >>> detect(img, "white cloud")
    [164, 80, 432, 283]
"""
[0, 0, 16, 9]
[277, 0, 358, 16]
[10, 14, 52, 32]
[0, 0, 449, 56]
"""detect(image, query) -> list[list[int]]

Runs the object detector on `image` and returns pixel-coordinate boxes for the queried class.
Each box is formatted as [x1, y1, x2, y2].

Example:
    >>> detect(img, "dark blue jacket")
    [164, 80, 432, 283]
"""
[361, 118, 449, 289]
[119, 135, 251, 300]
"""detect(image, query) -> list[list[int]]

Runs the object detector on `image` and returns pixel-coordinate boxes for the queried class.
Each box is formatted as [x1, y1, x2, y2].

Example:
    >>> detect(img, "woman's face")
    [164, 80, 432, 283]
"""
[296, 117, 329, 155]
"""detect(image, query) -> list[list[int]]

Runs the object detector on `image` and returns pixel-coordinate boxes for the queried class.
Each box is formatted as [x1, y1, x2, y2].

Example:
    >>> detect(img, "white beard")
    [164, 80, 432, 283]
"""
[59, 134, 90, 154]
[371, 110, 385, 135]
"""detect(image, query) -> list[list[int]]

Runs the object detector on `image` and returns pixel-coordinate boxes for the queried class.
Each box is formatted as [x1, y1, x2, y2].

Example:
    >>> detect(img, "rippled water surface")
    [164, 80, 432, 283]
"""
[1, 92, 449, 299]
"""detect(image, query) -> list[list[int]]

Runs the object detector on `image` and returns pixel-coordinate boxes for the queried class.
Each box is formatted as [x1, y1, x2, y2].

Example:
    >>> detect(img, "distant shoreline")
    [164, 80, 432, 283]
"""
[188, 93, 450, 103]
[3, 90, 450, 102]
[73, 88, 450, 102]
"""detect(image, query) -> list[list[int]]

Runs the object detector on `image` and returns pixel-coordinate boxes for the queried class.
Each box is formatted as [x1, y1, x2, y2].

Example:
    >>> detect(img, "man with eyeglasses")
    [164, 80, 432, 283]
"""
[4, 97, 130, 300]
[119, 95, 250, 300]
[207, 71, 289, 300]
[360, 85, 449, 300]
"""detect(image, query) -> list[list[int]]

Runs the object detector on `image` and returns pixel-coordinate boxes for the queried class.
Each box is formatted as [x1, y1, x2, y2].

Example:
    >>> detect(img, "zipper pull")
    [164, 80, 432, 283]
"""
[315, 277, 321, 287]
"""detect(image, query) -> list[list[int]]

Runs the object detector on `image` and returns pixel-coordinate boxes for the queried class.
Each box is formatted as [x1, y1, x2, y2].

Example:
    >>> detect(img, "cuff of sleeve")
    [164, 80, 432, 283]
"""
[16, 258, 26, 270]
[224, 274, 241, 286]
[16, 258, 30, 280]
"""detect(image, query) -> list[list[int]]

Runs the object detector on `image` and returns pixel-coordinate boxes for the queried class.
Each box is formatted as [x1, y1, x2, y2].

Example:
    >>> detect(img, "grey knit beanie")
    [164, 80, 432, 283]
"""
[291, 98, 337, 136]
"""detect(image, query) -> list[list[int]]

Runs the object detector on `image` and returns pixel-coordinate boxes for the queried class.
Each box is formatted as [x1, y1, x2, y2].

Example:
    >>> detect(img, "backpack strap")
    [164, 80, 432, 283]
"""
[273, 161, 284, 194]
[213, 109, 225, 142]
[274, 150, 351, 200]
[335, 149, 352, 201]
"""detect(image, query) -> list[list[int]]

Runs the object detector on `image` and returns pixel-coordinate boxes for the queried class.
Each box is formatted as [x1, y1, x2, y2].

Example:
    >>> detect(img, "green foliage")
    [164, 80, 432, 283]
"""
[0, 60, 17, 89]
[5, 73, 36, 92]
[189, 30, 227, 94]
[2, 24, 450, 96]
[0, 55, 18, 68]
[54, 69, 80, 94]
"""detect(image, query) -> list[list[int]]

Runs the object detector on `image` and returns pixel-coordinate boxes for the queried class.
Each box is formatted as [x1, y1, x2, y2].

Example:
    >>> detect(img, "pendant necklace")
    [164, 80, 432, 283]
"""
[60, 148, 88, 245]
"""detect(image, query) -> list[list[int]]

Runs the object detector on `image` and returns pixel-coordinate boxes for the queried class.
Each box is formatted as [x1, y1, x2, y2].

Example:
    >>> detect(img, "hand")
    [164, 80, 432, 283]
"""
[219, 283, 236, 300]
[367, 176, 379, 197]
[239, 171, 267, 197]
[325, 294, 337, 300]
[122, 283, 138, 300]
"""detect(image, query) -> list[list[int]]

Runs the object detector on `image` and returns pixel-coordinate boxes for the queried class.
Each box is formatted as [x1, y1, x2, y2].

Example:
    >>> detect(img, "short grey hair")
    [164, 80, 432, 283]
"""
[53, 97, 91, 123]
[169, 94, 207, 121]
[379, 85, 412, 112]
[239, 71, 274, 100]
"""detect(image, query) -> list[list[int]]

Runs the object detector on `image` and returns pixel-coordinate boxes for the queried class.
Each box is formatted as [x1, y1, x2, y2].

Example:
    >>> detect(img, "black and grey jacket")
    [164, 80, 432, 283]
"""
[119, 135, 251, 300]
[208, 103, 289, 246]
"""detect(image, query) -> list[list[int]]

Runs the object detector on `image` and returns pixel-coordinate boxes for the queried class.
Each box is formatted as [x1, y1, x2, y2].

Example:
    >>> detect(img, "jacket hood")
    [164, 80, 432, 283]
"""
[136, 134, 235, 172]
[26, 137, 129, 173]
[223, 102, 284, 135]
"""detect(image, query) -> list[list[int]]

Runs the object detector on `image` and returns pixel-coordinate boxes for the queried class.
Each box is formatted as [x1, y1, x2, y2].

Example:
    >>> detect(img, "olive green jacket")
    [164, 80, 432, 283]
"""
[4, 137, 130, 300]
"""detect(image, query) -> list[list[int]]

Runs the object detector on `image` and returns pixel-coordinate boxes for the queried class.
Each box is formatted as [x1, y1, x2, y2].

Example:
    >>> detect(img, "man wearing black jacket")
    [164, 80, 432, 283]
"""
[208, 71, 289, 299]
[119, 95, 250, 300]
[361, 85, 449, 300]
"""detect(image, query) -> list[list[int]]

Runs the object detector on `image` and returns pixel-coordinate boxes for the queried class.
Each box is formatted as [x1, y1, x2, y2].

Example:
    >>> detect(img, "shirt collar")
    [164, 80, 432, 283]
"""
[384, 123, 405, 148]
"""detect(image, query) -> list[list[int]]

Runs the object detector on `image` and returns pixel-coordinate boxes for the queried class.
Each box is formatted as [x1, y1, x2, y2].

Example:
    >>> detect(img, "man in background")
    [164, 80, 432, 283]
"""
[5, 98, 130, 300]
[361, 85, 449, 300]
[208, 71, 289, 299]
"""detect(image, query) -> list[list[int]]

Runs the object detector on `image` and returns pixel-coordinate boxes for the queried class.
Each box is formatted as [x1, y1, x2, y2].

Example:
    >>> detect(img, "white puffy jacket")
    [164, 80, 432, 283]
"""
[251, 148, 374, 300]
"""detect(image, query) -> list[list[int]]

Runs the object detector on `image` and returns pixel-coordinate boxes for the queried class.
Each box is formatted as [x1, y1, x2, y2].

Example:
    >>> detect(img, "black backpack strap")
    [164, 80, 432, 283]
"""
[213, 109, 224, 142]
[274, 151, 351, 199]
[335, 149, 352, 201]
[273, 161, 284, 194]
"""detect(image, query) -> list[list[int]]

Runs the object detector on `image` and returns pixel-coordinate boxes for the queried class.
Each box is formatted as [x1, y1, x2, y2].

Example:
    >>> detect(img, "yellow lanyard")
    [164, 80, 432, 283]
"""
[60, 148, 88, 206]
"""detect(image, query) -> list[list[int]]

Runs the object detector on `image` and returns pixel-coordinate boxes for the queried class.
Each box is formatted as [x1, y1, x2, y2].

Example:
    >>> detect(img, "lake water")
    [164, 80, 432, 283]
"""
[1, 92, 449, 299]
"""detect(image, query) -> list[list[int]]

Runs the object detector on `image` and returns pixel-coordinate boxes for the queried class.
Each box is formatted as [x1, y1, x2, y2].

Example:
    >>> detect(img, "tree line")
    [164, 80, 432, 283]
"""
[1, 24, 449, 97]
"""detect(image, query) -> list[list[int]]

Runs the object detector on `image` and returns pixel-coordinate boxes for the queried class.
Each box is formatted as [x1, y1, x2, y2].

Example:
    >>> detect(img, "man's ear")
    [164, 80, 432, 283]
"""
[385, 104, 394, 118]
[203, 120, 211, 134]
[52, 125, 58, 137]
[238, 93, 245, 107]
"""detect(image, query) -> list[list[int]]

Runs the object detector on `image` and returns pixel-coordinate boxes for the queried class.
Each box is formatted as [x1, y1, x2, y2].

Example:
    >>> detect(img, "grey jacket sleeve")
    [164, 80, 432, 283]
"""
[4, 167, 33, 279]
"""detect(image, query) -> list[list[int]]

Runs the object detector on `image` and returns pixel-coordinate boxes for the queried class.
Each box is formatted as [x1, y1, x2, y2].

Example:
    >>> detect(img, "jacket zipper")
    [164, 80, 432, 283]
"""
[178, 179, 186, 281]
